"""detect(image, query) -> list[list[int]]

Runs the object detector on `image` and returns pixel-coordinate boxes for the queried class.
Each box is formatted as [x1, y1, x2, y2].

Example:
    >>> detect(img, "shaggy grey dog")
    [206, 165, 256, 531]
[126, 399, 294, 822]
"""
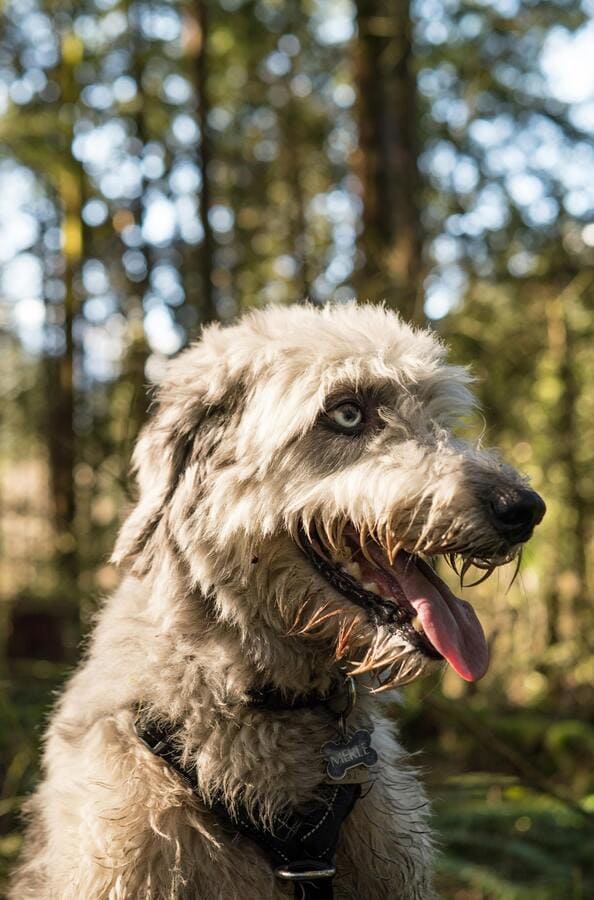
[10, 303, 545, 900]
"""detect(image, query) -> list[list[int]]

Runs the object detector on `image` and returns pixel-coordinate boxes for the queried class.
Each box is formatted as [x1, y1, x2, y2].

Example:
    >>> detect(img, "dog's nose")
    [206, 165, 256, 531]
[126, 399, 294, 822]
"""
[489, 488, 546, 542]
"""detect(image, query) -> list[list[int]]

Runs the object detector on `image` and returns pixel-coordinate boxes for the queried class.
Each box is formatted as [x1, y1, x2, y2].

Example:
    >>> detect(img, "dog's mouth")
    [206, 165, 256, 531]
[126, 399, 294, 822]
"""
[299, 524, 490, 682]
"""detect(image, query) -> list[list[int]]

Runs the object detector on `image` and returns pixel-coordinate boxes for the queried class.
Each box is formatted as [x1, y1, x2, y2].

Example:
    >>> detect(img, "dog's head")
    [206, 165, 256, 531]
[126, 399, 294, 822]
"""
[113, 304, 545, 690]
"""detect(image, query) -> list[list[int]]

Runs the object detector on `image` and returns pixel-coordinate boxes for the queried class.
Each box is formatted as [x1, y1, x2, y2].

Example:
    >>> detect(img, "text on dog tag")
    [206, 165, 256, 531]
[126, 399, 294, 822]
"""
[321, 729, 378, 781]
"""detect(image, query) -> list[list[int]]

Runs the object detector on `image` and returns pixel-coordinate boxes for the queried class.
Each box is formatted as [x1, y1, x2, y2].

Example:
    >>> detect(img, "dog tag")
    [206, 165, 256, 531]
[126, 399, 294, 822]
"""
[321, 729, 378, 782]
[322, 763, 374, 785]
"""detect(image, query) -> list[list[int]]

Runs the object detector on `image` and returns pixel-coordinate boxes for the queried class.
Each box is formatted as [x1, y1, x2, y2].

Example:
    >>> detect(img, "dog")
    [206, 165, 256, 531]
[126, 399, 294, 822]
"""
[10, 303, 545, 899]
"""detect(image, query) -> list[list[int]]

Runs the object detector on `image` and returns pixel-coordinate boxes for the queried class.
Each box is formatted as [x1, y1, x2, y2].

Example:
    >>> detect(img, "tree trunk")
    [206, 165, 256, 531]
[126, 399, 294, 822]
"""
[124, 0, 151, 436]
[544, 276, 590, 648]
[353, 0, 424, 322]
[45, 169, 79, 602]
[285, 97, 311, 303]
[193, 0, 217, 325]
[45, 32, 84, 604]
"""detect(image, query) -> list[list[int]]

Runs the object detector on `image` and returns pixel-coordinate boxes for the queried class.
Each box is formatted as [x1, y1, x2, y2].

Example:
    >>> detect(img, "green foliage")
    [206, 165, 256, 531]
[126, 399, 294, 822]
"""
[0, 664, 68, 891]
[433, 774, 594, 899]
[0, 0, 593, 896]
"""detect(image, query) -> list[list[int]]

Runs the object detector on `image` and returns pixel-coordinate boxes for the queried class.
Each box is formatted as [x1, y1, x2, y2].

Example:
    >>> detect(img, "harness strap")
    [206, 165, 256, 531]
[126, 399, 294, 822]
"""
[135, 718, 360, 900]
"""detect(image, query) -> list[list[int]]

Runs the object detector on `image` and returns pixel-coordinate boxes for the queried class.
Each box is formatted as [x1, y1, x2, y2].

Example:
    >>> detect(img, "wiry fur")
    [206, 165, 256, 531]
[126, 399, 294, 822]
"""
[10, 303, 532, 899]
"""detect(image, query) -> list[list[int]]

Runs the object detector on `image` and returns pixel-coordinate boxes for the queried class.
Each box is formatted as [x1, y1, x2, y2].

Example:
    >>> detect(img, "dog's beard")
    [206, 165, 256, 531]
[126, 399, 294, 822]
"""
[291, 520, 517, 691]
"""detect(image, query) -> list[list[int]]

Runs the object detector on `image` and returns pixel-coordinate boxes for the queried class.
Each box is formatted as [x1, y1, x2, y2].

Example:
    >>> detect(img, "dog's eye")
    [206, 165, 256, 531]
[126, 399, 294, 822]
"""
[327, 402, 364, 432]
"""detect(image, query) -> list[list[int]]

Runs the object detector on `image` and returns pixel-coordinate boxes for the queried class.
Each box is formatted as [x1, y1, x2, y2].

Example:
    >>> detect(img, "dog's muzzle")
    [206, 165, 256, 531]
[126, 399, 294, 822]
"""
[298, 523, 491, 682]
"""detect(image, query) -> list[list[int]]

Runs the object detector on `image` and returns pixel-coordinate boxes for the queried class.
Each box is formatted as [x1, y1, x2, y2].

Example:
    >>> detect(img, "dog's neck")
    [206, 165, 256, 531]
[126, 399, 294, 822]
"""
[117, 551, 376, 817]
[142, 545, 345, 719]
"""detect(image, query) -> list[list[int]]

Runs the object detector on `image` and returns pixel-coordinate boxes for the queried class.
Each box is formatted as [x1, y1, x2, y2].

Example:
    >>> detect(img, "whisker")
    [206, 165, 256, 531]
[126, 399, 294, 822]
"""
[506, 549, 523, 592]
[463, 565, 495, 587]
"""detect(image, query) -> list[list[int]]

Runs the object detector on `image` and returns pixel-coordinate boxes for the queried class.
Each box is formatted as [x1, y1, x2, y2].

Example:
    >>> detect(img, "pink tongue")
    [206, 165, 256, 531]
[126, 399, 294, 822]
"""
[395, 560, 489, 681]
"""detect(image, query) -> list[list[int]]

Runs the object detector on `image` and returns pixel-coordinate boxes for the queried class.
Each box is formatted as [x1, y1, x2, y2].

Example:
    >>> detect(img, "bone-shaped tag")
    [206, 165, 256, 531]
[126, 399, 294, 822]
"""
[321, 729, 378, 781]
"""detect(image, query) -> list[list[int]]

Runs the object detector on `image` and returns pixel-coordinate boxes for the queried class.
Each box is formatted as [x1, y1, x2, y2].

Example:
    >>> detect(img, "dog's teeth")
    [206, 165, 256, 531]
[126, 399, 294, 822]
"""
[345, 561, 362, 580]
[411, 616, 424, 633]
[362, 581, 377, 593]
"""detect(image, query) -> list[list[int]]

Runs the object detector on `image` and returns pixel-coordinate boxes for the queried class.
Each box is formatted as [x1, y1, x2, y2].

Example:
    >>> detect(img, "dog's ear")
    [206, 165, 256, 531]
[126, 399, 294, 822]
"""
[111, 333, 238, 575]
[110, 400, 198, 575]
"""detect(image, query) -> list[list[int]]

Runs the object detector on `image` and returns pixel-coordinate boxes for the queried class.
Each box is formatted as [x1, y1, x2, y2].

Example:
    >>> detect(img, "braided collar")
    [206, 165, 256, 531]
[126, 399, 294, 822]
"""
[247, 673, 355, 714]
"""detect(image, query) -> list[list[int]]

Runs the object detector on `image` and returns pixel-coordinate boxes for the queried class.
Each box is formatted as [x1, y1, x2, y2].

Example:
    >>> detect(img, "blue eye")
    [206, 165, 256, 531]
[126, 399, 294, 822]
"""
[328, 402, 363, 431]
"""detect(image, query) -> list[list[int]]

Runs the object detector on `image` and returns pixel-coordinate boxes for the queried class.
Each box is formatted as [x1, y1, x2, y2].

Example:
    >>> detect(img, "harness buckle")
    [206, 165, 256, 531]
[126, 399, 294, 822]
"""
[275, 861, 336, 881]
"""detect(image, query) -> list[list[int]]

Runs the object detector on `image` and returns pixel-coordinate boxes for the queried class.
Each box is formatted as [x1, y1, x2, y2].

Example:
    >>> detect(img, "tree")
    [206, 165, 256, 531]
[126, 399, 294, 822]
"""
[354, 0, 424, 321]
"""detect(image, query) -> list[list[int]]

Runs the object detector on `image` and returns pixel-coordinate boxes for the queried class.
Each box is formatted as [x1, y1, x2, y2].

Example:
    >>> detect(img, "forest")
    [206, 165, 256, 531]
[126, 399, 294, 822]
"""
[0, 0, 593, 897]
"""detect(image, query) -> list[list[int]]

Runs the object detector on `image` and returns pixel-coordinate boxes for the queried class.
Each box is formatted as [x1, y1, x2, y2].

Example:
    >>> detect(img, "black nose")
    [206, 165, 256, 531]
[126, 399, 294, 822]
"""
[489, 488, 546, 542]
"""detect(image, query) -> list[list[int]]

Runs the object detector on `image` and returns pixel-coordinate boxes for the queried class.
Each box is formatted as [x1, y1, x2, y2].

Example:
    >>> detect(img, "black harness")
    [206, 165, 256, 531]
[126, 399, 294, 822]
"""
[134, 682, 367, 899]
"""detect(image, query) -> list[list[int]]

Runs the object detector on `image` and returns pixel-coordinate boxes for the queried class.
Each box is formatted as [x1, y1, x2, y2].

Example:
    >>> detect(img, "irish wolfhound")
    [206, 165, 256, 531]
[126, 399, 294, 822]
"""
[10, 303, 545, 900]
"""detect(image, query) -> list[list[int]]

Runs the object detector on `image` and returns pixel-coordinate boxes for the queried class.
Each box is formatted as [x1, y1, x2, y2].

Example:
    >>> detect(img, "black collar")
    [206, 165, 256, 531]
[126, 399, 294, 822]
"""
[247, 674, 355, 714]
[133, 677, 360, 900]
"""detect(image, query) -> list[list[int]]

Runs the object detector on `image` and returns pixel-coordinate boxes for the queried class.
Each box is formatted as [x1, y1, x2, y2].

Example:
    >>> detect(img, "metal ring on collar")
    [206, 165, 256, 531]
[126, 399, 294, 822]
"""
[336, 675, 356, 736]
[343, 675, 356, 718]
[332, 674, 356, 717]
[275, 862, 337, 881]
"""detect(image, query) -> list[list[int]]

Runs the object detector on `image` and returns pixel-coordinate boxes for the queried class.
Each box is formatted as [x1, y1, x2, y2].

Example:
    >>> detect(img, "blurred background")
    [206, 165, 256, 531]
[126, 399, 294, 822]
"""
[1, 0, 593, 896]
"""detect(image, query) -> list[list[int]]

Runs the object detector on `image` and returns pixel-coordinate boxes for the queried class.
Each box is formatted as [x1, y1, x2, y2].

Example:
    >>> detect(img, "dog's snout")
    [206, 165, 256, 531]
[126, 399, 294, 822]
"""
[489, 487, 546, 542]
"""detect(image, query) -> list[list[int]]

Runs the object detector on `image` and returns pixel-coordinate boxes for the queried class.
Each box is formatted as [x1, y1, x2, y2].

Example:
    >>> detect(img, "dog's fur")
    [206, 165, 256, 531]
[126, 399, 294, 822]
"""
[10, 303, 534, 899]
